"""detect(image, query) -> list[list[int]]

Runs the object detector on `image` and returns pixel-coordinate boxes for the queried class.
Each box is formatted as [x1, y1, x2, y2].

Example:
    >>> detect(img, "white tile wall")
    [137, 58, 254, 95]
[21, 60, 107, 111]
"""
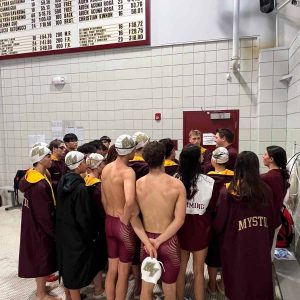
[287, 32, 300, 139]
[257, 48, 289, 161]
[282, 32, 300, 255]
[0, 38, 259, 185]
[0, 74, 5, 185]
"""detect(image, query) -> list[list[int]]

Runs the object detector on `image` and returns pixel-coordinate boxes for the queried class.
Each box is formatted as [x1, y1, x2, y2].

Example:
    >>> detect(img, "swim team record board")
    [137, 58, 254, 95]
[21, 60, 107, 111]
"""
[0, 0, 150, 59]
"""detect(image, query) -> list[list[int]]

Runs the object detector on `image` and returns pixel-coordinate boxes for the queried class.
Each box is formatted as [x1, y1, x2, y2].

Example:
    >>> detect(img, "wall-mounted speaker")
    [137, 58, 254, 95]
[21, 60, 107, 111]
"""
[260, 0, 275, 13]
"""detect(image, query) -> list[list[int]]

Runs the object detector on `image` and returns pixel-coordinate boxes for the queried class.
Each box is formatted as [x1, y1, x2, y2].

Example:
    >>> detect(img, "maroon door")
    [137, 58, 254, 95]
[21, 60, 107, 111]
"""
[183, 110, 239, 153]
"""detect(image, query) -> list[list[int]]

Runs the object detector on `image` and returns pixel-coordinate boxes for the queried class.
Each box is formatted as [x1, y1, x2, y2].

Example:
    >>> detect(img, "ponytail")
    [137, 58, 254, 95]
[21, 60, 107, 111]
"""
[281, 168, 290, 190]
[177, 146, 200, 200]
[267, 145, 290, 190]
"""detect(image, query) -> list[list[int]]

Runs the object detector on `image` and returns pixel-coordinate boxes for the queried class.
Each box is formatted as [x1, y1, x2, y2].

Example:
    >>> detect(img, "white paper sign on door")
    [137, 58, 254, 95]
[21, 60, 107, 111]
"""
[203, 133, 216, 146]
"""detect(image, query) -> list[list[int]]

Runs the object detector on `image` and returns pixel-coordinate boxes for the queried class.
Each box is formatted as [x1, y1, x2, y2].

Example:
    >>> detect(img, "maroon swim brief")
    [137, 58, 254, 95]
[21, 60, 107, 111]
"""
[105, 215, 137, 263]
[140, 232, 180, 284]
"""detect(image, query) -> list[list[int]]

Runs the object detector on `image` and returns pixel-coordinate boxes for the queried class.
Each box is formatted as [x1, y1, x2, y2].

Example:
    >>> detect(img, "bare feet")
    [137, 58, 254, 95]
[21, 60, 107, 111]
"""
[94, 288, 105, 296]
[93, 289, 106, 299]
[36, 294, 62, 300]
[44, 285, 59, 293]
[64, 290, 72, 300]
[134, 279, 141, 298]
[207, 281, 217, 294]
[216, 280, 225, 295]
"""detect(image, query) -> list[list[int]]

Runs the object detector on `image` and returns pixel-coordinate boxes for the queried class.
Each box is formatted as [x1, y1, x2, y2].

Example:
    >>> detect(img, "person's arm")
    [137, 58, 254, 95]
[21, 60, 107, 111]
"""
[150, 180, 186, 249]
[213, 187, 230, 234]
[75, 184, 97, 241]
[120, 169, 136, 225]
[130, 202, 157, 258]
[226, 147, 238, 171]
[101, 183, 107, 213]
[201, 149, 213, 174]
[100, 166, 109, 212]
[31, 181, 55, 238]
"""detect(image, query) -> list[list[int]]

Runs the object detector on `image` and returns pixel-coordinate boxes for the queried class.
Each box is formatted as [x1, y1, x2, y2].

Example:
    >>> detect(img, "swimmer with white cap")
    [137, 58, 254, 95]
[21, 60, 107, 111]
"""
[131, 141, 186, 300]
[84, 153, 107, 299]
[206, 147, 234, 295]
[129, 132, 150, 298]
[101, 134, 156, 300]
[56, 151, 101, 300]
[129, 131, 150, 179]
[18, 145, 61, 300]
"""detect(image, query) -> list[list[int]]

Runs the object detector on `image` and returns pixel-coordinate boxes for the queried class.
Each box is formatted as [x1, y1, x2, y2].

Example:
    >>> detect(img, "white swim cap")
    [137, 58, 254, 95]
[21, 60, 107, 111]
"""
[65, 151, 85, 170]
[212, 147, 229, 164]
[30, 145, 51, 164]
[115, 134, 136, 156]
[141, 257, 163, 284]
[86, 153, 104, 169]
[132, 131, 150, 150]
[32, 142, 48, 148]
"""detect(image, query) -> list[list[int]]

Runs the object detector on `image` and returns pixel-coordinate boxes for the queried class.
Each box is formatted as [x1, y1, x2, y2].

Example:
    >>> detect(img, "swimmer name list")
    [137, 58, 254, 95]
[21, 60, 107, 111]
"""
[0, 0, 148, 58]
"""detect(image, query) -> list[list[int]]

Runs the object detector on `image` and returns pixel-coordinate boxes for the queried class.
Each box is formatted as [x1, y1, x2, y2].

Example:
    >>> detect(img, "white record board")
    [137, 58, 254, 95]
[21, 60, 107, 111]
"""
[0, 0, 150, 59]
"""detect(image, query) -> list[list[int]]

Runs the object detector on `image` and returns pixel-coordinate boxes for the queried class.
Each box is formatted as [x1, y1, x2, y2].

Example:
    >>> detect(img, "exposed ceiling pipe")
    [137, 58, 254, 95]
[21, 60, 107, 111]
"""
[231, 0, 240, 73]
[277, 0, 292, 10]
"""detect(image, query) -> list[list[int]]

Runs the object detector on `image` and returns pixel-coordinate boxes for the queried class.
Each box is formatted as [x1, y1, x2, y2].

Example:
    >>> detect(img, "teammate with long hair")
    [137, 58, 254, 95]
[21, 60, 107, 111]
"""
[262, 145, 290, 209]
[214, 151, 280, 300]
[262, 145, 290, 256]
[176, 145, 214, 300]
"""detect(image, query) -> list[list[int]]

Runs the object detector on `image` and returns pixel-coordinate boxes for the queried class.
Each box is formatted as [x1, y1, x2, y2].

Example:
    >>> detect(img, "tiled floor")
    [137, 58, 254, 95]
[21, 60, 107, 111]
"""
[0, 207, 281, 300]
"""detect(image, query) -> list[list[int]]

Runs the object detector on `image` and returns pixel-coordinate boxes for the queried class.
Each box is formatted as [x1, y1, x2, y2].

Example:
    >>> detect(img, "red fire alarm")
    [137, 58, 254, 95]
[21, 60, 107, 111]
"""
[155, 113, 161, 121]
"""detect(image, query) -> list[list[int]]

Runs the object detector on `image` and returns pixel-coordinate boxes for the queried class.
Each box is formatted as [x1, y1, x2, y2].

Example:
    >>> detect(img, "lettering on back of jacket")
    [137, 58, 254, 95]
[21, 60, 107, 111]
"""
[238, 216, 268, 231]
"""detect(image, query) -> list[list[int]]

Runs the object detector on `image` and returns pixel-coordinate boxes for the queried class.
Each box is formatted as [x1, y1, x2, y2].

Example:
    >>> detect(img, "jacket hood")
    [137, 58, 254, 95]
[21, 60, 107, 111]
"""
[208, 172, 234, 184]
[19, 169, 45, 193]
[19, 177, 32, 193]
[164, 159, 178, 167]
[84, 174, 101, 187]
[130, 154, 145, 162]
[128, 160, 149, 179]
[19, 168, 56, 205]
[61, 172, 84, 193]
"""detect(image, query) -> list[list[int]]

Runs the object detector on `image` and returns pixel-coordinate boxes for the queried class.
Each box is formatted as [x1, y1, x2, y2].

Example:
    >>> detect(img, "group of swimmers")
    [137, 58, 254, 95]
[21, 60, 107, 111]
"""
[17, 128, 290, 300]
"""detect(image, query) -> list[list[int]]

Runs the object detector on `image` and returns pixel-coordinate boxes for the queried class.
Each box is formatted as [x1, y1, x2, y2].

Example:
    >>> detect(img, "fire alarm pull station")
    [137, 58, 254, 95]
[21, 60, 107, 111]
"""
[155, 113, 161, 121]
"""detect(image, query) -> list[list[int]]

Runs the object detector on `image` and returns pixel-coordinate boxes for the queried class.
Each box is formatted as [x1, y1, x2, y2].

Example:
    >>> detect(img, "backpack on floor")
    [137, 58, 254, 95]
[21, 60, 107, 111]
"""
[276, 205, 294, 248]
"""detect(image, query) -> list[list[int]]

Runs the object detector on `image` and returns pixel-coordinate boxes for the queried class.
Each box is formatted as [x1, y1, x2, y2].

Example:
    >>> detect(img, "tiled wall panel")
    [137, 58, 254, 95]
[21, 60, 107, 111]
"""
[0, 38, 259, 185]
[287, 32, 300, 254]
[257, 47, 290, 162]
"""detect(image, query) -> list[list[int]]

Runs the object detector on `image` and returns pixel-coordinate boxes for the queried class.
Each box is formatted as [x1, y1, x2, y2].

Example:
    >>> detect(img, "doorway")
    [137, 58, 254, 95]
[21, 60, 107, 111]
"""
[183, 110, 239, 153]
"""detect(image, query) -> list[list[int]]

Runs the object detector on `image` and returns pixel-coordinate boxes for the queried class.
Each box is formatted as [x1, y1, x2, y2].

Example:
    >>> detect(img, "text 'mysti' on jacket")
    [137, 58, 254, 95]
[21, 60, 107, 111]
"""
[214, 184, 280, 300]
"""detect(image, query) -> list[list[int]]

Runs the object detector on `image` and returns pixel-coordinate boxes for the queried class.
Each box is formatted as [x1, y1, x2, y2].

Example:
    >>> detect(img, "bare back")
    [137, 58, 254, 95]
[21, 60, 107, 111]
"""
[136, 172, 184, 233]
[101, 159, 136, 218]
